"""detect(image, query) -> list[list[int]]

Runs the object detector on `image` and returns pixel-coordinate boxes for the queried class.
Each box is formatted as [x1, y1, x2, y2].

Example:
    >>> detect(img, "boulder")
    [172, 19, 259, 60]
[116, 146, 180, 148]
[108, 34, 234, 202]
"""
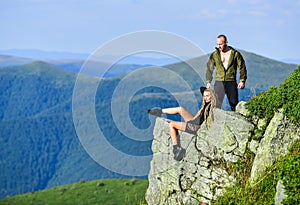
[146, 108, 254, 204]
[250, 110, 300, 183]
[146, 104, 299, 204]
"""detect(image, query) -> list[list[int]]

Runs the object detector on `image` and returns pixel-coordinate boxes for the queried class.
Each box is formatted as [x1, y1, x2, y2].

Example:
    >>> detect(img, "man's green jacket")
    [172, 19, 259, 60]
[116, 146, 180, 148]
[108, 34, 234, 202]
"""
[206, 47, 247, 83]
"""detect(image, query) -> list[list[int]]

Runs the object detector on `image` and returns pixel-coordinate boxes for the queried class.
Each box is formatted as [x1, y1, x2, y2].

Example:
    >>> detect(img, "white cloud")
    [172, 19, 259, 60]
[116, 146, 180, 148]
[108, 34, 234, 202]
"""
[199, 8, 216, 19]
[226, 0, 238, 4]
[248, 9, 267, 17]
[198, 6, 231, 19]
[275, 19, 285, 26]
[218, 9, 228, 15]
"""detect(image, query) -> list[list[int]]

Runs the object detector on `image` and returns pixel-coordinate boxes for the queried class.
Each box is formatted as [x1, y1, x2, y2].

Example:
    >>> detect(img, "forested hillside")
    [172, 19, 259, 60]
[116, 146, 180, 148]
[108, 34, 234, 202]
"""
[0, 61, 183, 198]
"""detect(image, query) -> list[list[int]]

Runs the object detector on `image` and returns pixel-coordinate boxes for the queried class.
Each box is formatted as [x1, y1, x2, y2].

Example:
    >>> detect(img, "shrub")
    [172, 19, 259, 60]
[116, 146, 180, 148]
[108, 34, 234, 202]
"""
[246, 66, 300, 133]
[275, 140, 300, 204]
[212, 67, 300, 204]
[213, 140, 300, 204]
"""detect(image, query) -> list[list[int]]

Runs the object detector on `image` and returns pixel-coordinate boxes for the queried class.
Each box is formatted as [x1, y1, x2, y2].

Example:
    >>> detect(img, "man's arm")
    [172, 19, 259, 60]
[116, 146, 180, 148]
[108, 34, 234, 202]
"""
[236, 51, 247, 89]
[206, 54, 215, 88]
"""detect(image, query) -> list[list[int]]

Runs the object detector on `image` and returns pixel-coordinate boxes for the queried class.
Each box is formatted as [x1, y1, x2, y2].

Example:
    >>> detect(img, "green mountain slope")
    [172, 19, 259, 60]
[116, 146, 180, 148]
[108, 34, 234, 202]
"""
[0, 62, 128, 198]
[0, 61, 75, 119]
[0, 61, 167, 198]
[0, 179, 148, 205]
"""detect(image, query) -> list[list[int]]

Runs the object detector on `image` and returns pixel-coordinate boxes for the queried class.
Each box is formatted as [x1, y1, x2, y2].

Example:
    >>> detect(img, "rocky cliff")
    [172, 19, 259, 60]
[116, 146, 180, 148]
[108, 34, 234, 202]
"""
[145, 102, 299, 205]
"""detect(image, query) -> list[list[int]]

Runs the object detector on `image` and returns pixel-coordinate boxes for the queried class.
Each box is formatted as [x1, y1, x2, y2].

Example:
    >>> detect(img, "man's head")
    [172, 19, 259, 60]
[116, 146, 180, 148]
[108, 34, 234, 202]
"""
[216, 34, 228, 52]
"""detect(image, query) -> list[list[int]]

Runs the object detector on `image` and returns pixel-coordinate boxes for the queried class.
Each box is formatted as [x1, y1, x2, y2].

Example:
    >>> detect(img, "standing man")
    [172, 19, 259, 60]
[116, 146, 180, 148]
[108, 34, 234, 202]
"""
[206, 34, 247, 111]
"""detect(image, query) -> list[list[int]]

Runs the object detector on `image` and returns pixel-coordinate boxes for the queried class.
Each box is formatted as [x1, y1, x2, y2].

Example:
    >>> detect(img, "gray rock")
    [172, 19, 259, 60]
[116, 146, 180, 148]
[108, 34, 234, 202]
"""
[275, 180, 287, 205]
[146, 108, 254, 204]
[146, 108, 299, 204]
[236, 101, 248, 116]
[249, 139, 260, 154]
[250, 110, 300, 183]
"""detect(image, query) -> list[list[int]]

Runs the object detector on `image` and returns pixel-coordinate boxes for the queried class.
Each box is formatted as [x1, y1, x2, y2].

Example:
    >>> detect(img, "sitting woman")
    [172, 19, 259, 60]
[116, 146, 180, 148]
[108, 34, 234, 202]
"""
[148, 87, 216, 161]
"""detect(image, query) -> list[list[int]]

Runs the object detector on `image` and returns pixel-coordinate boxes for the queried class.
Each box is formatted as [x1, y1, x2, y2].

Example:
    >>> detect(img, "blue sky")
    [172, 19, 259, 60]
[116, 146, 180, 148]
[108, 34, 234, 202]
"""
[1, 0, 299, 62]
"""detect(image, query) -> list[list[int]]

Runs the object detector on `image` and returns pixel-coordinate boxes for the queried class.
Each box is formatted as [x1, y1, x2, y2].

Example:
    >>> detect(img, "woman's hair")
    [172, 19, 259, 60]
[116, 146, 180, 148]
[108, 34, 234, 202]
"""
[193, 88, 216, 128]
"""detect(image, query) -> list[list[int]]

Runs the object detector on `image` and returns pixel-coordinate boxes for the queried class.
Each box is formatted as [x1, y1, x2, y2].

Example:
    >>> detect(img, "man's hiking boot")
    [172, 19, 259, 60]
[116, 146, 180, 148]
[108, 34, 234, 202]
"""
[173, 145, 186, 161]
[148, 108, 162, 117]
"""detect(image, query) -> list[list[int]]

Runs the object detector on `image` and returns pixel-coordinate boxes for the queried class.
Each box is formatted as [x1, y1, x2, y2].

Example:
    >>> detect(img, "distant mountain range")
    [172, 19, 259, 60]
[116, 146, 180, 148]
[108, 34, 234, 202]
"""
[1, 48, 299, 65]
[0, 49, 183, 66]
[281, 58, 300, 65]
[0, 49, 89, 60]
[0, 48, 297, 83]
[0, 49, 186, 77]
[0, 50, 298, 198]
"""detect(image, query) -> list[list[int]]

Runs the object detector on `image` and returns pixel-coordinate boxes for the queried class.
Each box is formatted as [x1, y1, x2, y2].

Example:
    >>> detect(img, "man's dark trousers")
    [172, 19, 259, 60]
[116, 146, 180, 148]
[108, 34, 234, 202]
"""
[214, 81, 238, 111]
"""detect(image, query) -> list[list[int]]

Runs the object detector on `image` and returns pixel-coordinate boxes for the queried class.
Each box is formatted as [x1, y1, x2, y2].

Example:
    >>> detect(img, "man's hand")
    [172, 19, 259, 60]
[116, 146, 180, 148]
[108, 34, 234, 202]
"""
[238, 82, 245, 89]
[206, 83, 212, 89]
